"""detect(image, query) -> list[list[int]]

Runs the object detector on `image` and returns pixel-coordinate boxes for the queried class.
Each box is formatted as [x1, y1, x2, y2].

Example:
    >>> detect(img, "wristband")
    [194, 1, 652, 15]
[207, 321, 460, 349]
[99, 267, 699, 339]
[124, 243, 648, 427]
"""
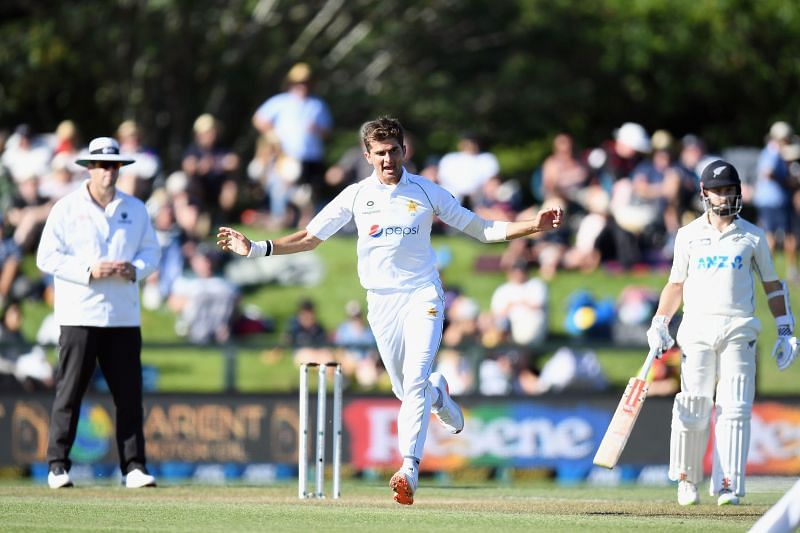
[246, 240, 273, 258]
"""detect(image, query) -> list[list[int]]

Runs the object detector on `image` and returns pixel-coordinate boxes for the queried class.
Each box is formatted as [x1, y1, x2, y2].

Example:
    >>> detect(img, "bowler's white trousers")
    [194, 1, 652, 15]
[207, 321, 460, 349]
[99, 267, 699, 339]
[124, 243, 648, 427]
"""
[674, 314, 760, 496]
[367, 282, 445, 461]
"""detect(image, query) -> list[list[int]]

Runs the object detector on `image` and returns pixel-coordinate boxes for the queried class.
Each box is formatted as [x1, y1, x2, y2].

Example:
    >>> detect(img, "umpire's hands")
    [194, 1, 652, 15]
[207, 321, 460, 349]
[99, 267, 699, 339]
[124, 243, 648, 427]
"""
[646, 315, 674, 358]
[217, 226, 252, 256]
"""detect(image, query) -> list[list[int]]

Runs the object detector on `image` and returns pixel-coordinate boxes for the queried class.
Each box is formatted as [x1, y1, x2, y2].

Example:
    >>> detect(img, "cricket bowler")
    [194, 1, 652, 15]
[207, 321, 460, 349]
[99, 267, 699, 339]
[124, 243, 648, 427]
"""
[217, 116, 562, 504]
[646, 159, 799, 506]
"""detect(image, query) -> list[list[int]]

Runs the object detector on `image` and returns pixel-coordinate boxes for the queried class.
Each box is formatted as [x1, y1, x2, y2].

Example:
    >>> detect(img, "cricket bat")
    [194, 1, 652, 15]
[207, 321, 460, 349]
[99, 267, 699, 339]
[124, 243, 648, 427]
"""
[592, 347, 660, 469]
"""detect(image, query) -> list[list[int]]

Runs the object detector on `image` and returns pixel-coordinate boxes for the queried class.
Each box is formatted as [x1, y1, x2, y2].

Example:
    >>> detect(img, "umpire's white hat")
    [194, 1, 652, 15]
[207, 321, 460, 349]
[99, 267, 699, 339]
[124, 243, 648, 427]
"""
[75, 137, 135, 167]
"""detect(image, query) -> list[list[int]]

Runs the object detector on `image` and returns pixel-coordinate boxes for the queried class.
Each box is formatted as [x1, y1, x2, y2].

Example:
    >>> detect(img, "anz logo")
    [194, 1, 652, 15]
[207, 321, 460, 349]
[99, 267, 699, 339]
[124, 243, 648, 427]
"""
[369, 224, 419, 238]
[696, 255, 743, 269]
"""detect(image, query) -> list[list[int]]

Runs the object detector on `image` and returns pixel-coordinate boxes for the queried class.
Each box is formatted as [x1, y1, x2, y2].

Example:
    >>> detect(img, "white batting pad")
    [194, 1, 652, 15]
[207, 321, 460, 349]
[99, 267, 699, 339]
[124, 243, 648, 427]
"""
[710, 373, 752, 497]
[669, 393, 713, 485]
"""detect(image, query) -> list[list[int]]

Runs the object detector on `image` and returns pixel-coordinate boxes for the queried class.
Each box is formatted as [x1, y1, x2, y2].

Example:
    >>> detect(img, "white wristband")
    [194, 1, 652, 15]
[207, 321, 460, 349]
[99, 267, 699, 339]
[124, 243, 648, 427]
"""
[246, 240, 273, 258]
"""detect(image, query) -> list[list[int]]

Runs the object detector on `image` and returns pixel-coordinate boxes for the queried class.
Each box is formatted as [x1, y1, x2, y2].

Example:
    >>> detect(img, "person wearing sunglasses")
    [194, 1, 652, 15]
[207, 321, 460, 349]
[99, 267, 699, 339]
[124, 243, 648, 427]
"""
[37, 137, 160, 489]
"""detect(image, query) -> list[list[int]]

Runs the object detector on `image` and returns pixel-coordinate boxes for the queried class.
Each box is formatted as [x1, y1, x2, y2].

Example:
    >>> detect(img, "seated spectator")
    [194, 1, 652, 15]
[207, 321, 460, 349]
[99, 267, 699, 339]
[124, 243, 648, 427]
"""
[489, 260, 548, 346]
[535, 346, 608, 393]
[436, 132, 500, 208]
[39, 153, 81, 201]
[1, 124, 51, 185]
[0, 223, 23, 309]
[167, 243, 239, 345]
[6, 172, 52, 253]
[182, 113, 240, 224]
[285, 298, 334, 365]
[561, 185, 613, 273]
[0, 301, 53, 392]
[472, 175, 523, 222]
[141, 201, 187, 310]
[333, 300, 380, 388]
[500, 198, 571, 280]
[442, 294, 482, 347]
[116, 119, 161, 201]
[434, 348, 475, 396]
[541, 132, 589, 207]
[246, 131, 303, 229]
[478, 348, 539, 396]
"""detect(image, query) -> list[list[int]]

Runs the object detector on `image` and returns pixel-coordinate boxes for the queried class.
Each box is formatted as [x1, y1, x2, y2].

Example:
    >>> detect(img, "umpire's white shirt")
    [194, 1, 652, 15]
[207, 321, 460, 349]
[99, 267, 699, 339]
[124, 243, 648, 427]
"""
[306, 169, 475, 290]
[669, 214, 778, 317]
[36, 181, 160, 327]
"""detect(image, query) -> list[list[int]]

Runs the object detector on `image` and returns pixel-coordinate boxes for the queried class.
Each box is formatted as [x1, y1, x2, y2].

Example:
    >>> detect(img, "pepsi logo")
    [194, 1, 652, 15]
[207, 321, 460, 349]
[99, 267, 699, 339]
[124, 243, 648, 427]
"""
[369, 225, 383, 238]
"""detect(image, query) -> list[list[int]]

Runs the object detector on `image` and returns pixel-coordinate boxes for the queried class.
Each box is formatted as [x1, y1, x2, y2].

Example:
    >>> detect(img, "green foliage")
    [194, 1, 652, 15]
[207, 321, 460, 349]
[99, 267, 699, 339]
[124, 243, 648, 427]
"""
[2, 1, 799, 172]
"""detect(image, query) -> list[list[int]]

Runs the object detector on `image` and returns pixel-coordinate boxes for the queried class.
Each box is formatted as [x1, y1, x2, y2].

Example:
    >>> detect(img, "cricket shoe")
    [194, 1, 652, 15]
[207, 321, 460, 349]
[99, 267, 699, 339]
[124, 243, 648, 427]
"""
[677, 480, 699, 506]
[429, 372, 464, 434]
[390, 471, 418, 505]
[125, 468, 157, 488]
[47, 467, 73, 489]
[717, 488, 739, 506]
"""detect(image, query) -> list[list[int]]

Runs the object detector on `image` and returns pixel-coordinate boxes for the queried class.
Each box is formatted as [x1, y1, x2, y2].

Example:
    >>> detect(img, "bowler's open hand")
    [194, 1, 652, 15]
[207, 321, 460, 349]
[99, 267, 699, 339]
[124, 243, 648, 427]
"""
[536, 206, 563, 231]
[217, 227, 251, 256]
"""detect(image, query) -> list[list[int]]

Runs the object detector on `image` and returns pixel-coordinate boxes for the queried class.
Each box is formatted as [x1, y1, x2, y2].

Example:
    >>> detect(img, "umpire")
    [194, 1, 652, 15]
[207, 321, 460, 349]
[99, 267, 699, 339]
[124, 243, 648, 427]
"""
[36, 137, 160, 489]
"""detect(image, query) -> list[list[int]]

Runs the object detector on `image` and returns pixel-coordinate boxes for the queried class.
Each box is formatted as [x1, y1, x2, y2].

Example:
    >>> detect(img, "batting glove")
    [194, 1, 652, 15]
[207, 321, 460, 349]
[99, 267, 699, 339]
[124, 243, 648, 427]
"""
[646, 315, 674, 357]
[771, 321, 799, 371]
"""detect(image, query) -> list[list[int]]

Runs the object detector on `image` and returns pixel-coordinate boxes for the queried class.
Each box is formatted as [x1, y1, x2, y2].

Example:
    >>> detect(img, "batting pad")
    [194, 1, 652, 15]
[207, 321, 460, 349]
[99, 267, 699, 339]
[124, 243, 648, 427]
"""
[669, 393, 713, 485]
[710, 373, 752, 497]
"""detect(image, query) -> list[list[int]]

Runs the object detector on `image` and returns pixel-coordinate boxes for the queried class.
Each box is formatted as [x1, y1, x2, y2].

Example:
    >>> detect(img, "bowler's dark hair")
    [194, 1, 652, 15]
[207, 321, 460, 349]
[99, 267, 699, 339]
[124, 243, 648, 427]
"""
[360, 116, 404, 152]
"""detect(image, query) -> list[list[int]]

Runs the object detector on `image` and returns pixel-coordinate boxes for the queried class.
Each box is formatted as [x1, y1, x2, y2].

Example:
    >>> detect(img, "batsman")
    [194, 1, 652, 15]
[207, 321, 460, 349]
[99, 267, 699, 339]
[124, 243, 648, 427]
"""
[647, 160, 798, 506]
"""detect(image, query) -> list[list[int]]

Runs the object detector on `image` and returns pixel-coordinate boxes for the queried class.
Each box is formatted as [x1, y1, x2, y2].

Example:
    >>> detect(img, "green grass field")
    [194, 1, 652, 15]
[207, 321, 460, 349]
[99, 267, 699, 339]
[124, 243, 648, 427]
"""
[0, 478, 791, 532]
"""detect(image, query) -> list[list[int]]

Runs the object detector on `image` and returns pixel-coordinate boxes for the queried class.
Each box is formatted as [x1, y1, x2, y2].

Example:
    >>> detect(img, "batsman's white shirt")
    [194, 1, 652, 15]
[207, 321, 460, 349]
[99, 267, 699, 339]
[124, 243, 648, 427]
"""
[669, 214, 778, 318]
[36, 181, 160, 327]
[307, 169, 477, 460]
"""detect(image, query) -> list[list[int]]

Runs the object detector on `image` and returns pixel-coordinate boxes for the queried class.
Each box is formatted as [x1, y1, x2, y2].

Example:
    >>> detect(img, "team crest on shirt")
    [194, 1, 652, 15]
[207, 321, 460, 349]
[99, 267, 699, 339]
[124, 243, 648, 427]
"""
[406, 200, 420, 215]
[426, 307, 437, 317]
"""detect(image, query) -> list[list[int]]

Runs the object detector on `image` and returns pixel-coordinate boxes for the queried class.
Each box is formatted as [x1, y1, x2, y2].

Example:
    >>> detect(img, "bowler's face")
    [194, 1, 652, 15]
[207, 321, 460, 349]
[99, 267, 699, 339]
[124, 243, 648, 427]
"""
[365, 138, 405, 185]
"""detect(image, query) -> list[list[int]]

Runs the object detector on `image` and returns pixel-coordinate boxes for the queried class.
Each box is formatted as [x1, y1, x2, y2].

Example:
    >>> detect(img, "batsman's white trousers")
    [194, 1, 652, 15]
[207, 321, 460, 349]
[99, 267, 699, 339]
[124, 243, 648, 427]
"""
[675, 314, 760, 496]
[367, 281, 445, 462]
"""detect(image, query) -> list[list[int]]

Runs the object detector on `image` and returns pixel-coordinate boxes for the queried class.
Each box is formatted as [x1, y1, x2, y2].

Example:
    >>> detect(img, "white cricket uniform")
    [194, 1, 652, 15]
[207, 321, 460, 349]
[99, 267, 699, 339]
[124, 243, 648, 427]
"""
[668, 214, 778, 496]
[306, 169, 477, 461]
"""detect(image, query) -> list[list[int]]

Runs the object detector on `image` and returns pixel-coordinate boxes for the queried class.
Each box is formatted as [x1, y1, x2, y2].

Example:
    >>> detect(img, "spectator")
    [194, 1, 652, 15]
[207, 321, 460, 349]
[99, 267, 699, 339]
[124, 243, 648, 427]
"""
[1, 124, 51, 185]
[181, 113, 240, 225]
[116, 120, 161, 201]
[540, 132, 589, 207]
[490, 259, 548, 346]
[246, 131, 303, 229]
[754, 121, 796, 280]
[6, 172, 52, 253]
[561, 185, 614, 273]
[442, 294, 482, 347]
[141, 201, 186, 311]
[436, 131, 500, 209]
[333, 299, 380, 388]
[285, 298, 334, 365]
[252, 62, 332, 218]
[39, 153, 81, 201]
[167, 242, 238, 345]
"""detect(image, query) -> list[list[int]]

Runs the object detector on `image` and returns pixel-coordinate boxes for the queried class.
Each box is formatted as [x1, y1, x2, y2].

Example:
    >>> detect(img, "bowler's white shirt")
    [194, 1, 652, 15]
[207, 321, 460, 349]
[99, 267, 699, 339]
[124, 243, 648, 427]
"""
[669, 214, 777, 317]
[36, 181, 160, 327]
[306, 169, 476, 290]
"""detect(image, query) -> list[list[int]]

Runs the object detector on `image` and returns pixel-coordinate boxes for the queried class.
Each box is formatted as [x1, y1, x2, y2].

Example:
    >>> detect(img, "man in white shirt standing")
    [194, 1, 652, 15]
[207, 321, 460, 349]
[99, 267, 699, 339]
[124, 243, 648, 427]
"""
[37, 137, 160, 489]
[646, 160, 798, 507]
[217, 116, 562, 505]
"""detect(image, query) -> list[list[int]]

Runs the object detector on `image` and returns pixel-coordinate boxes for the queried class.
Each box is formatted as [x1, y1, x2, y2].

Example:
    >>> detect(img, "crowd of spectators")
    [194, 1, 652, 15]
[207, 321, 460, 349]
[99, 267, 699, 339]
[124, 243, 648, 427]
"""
[0, 61, 798, 394]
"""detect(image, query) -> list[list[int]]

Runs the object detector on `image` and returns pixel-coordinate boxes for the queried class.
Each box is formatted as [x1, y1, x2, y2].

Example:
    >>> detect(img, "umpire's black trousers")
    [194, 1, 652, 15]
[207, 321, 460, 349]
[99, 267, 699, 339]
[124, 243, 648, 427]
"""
[47, 326, 147, 475]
